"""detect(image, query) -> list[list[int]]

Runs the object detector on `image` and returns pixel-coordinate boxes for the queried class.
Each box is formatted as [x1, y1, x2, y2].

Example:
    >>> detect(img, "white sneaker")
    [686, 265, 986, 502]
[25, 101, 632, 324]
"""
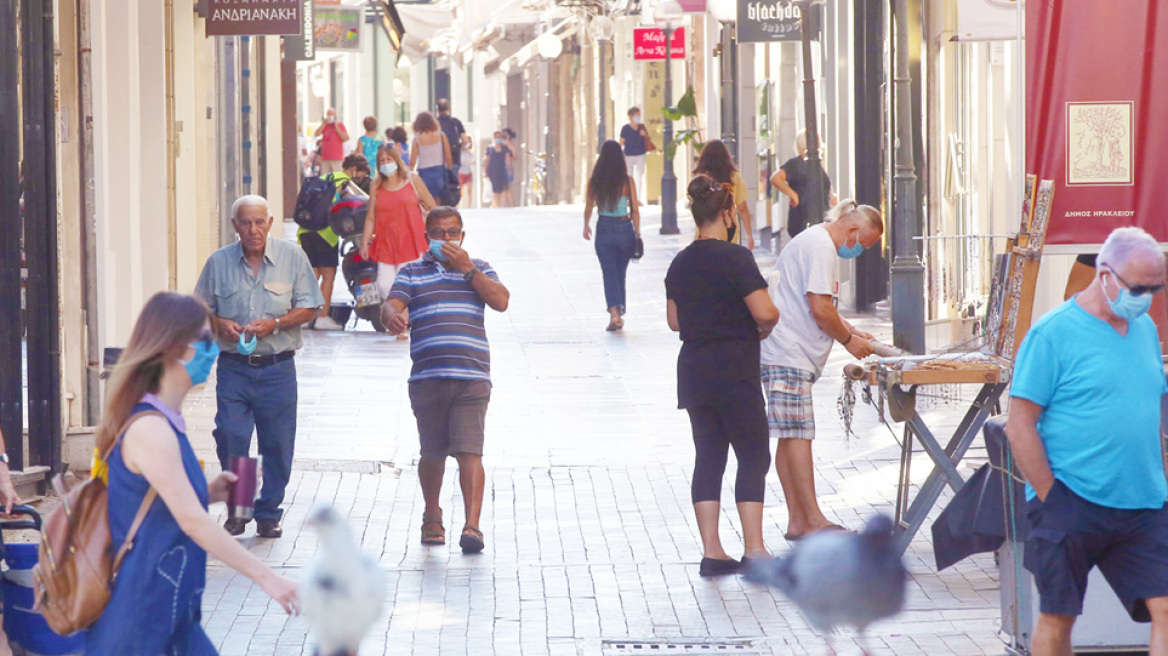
[314, 315, 345, 331]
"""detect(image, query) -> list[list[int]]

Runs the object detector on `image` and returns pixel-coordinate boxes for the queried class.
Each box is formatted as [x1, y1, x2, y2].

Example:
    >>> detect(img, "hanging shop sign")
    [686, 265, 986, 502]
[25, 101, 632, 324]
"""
[315, 5, 364, 52]
[955, 0, 1022, 41]
[736, 0, 818, 43]
[282, 0, 315, 61]
[206, 0, 301, 37]
[633, 27, 686, 61]
[1028, 0, 1167, 245]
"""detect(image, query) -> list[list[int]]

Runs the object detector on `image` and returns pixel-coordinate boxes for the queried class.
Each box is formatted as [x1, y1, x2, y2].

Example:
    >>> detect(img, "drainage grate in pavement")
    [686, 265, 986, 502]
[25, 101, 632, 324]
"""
[602, 640, 767, 655]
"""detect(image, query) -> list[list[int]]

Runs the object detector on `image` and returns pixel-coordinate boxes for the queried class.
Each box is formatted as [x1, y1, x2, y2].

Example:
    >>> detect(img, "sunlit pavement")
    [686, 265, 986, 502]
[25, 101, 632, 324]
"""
[183, 205, 1005, 655]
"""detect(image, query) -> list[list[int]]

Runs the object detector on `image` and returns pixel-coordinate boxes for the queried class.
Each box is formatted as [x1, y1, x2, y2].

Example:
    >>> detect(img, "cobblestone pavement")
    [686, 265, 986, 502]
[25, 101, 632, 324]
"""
[182, 206, 1009, 655]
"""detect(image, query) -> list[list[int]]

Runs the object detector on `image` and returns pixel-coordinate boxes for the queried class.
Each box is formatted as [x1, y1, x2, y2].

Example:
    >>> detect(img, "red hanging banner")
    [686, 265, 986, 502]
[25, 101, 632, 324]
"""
[1028, 2, 1168, 245]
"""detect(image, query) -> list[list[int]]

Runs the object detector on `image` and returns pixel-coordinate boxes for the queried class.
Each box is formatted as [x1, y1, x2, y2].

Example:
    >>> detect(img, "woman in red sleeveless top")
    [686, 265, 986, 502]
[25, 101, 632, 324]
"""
[360, 146, 437, 300]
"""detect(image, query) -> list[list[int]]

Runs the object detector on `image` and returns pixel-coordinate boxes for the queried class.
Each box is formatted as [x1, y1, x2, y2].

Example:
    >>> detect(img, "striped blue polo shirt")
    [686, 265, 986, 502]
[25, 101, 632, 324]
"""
[390, 253, 500, 383]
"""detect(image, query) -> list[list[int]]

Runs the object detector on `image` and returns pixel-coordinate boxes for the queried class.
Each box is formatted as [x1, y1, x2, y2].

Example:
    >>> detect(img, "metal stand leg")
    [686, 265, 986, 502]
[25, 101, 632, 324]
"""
[892, 383, 1009, 554]
[894, 424, 912, 530]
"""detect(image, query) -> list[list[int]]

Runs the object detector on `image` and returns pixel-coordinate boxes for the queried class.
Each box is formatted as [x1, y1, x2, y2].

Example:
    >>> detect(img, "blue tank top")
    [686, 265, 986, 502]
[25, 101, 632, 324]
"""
[85, 402, 217, 655]
[598, 195, 629, 218]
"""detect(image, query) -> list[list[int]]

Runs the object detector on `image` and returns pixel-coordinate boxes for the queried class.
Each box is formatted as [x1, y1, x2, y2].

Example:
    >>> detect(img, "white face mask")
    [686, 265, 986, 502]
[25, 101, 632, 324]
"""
[632, 115, 642, 125]
[379, 162, 398, 177]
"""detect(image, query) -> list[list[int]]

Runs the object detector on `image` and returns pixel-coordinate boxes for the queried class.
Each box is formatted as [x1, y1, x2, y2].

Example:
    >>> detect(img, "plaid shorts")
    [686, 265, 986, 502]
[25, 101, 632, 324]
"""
[761, 365, 817, 440]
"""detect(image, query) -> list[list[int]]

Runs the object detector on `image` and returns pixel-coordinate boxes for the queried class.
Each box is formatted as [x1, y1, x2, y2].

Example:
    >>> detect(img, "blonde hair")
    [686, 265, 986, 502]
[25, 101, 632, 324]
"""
[794, 130, 826, 158]
[96, 292, 211, 454]
[824, 199, 884, 232]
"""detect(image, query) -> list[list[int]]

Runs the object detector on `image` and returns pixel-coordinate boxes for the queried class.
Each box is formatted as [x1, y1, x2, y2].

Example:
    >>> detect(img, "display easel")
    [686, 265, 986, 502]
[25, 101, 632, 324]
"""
[843, 178, 1053, 556]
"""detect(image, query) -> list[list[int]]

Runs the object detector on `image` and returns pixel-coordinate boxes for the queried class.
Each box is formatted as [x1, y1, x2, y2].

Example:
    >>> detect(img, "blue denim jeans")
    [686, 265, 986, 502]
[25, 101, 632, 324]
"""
[212, 356, 298, 522]
[595, 216, 635, 313]
[418, 165, 447, 204]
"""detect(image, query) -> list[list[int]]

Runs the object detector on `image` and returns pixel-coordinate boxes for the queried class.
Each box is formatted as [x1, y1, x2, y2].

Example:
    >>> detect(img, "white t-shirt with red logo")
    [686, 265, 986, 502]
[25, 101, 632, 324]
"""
[761, 223, 839, 378]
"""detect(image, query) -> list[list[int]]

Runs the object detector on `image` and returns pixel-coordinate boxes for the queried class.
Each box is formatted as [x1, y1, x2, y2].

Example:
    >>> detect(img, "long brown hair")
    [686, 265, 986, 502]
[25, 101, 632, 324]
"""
[412, 111, 439, 134]
[96, 292, 211, 454]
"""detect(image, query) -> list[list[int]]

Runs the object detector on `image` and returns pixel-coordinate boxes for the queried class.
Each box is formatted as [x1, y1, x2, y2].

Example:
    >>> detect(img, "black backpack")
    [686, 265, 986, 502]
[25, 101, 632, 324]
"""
[293, 176, 336, 231]
[438, 115, 463, 168]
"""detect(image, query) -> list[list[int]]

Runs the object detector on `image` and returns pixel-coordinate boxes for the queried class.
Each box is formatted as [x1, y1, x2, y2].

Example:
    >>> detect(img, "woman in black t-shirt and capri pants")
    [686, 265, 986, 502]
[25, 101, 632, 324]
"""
[665, 175, 780, 577]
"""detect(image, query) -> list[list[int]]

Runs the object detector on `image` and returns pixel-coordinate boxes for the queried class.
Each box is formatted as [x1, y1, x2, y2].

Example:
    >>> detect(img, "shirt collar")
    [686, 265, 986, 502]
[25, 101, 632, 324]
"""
[234, 239, 275, 266]
[140, 393, 187, 434]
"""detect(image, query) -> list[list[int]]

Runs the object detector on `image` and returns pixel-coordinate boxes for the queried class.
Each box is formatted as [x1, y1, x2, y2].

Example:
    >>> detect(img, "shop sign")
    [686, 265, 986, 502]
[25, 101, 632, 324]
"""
[633, 27, 686, 60]
[282, 0, 315, 61]
[206, 0, 301, 37]
[315, 5, 364, 52]
[737, 0, 817, 43]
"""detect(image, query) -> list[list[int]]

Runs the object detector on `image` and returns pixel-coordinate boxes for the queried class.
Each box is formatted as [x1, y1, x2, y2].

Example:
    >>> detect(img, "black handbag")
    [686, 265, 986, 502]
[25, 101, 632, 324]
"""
[442, 167, 462, 207]
[631, 236, 645, 261]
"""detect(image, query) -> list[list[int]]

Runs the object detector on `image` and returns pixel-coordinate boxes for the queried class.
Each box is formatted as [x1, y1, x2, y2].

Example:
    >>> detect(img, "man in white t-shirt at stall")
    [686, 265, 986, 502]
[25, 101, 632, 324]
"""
[761, 200, 884, 540]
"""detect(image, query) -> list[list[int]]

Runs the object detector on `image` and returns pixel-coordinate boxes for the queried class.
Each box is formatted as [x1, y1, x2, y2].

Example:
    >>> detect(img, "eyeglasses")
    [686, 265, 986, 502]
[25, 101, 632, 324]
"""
[1103, 264, 1165, 297]
[427, 228, 463, 240]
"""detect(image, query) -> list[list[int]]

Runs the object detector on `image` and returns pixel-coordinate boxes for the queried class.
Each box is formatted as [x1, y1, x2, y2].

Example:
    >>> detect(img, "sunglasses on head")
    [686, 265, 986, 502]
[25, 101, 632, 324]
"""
[1103, 264, 1166, 297]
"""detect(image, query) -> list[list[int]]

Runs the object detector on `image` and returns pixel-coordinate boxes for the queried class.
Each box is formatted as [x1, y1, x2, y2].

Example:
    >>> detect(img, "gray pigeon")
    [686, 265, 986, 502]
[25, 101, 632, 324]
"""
[747, 515, 906, 653]
[300, 505, 390, 656]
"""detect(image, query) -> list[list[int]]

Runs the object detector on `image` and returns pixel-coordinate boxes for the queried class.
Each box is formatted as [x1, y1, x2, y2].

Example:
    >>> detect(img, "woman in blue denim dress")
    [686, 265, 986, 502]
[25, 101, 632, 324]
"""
[85, 292, 298, 655]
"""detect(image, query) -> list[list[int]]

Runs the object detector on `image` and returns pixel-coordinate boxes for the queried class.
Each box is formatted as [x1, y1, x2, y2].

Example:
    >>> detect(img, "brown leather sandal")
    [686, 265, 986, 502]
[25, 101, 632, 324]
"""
[421, 511, 445, 545]
[459, 525, 485, 553]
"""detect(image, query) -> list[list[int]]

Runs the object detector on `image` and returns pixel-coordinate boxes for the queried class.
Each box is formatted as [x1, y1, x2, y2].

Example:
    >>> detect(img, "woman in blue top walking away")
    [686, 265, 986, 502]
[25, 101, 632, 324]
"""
[583, 140, 642, 332]
[86, 292, 299, 655]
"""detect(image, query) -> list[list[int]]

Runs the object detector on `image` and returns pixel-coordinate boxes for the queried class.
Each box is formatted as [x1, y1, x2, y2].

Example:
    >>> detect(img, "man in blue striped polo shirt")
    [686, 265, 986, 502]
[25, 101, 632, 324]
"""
[382, 207, 510, 553]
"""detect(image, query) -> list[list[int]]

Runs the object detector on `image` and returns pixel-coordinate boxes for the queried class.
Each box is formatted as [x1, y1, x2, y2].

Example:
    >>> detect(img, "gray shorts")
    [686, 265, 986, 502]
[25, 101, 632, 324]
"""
[409, 378, 491, 459]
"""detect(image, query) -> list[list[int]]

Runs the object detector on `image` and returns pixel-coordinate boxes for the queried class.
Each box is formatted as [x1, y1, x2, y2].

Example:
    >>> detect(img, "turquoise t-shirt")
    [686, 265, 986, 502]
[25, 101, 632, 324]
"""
[1011, 298, 1168, 509]
[359, 136, 382, 172]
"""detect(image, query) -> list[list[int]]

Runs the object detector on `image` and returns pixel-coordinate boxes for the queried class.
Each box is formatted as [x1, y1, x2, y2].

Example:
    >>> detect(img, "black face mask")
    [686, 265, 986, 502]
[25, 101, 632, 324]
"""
[354, 176, 372, 194]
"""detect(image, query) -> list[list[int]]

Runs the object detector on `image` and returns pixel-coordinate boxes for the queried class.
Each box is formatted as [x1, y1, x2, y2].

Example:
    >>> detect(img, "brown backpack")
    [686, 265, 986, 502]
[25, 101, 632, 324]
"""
[32, 412, 161, 635]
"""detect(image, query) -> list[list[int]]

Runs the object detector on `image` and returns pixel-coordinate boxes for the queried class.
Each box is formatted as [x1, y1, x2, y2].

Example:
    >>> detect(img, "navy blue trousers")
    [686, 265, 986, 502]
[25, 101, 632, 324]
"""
[595, 216, 635, 313]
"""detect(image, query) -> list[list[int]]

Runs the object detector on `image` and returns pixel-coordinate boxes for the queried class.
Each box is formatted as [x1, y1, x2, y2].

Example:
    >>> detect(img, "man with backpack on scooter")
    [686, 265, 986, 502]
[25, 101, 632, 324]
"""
[297, 154, 371, 330]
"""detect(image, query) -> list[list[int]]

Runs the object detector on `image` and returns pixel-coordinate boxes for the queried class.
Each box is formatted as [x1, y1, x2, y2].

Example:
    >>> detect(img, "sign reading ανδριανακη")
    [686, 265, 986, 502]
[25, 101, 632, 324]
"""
[206, 0, 301, 37]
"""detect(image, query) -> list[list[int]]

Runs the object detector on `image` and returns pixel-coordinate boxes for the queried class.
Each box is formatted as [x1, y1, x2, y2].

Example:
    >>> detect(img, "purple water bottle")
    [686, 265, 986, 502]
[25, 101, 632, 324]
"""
[227, 456, 258, 520]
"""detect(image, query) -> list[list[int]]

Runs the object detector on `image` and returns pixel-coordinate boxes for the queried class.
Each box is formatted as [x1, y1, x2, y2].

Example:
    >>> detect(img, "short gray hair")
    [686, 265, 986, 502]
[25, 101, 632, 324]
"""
[824, 199, 884, 232]
[231, 195, 270, 220]
[1098, 226, 1162, 270]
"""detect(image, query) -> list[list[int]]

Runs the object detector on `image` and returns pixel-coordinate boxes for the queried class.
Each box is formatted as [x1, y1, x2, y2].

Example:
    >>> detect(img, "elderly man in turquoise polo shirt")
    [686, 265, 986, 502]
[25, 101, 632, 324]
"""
[1007, 226, 1168, 656]
[195, 195, 323, 539]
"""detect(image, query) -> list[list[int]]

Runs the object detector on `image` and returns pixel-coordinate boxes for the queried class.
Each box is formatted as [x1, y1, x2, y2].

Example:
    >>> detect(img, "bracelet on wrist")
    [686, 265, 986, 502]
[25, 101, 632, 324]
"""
[842, 334, 854, 346]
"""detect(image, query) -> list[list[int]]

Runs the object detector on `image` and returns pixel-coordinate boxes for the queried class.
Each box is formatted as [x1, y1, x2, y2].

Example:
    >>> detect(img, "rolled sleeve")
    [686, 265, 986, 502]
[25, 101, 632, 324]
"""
[291, 249, 325, 309]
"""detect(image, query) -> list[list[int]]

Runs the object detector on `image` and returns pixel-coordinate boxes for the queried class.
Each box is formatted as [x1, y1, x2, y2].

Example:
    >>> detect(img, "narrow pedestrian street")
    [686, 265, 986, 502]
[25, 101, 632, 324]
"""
[183, 206, 1004, 656]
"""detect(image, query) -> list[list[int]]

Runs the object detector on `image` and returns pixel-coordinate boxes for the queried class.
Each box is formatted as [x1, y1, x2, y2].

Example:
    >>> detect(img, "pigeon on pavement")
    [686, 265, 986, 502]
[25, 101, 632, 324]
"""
[300, 505, 390, 656]
[746, 515, 906, 653]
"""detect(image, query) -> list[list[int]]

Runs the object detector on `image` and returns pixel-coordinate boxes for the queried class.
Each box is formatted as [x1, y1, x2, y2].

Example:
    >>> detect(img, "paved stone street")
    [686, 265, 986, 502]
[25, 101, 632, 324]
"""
[183, 206, 1008, 655]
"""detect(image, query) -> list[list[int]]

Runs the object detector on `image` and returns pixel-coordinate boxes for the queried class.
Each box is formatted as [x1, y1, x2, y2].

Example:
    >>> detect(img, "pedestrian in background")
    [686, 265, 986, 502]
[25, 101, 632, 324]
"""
[770, 130, 837, 238]
[1007, 227, 1168, 655]
[410, 112, 453, 204]
[484, 131, 513, 209]
[620, 106, 654, 195]
[315, 108, 349, 175]
[386, 126, 411, 168]
[502, 128, 518, 207]
[761, 200, 882, 540]
[665, 175, 779, 577]
[695, 139, 755, 250]
[299, 154, 369, 332]
[583, 140, 641, 332]
[358, 117, 382, 173]
[459, 141, 474, 208]
[194, 195, 324, 539]
[381, 207, 510, 553]
[85, 292, 298, 654]
[360, 146, 435, 303]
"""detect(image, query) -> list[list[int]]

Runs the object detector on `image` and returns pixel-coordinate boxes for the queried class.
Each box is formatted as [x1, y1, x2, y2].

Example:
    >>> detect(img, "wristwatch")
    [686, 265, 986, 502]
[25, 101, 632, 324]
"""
[274, 318, 282, 335]
[464, 268, 480, 283]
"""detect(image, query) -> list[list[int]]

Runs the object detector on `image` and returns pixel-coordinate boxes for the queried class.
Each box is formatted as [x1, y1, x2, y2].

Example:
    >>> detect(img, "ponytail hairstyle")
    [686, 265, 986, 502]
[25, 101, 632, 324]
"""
[687, 174, 735, 226]
[96, 292, 211, 455]
[824, 198, 884, 231]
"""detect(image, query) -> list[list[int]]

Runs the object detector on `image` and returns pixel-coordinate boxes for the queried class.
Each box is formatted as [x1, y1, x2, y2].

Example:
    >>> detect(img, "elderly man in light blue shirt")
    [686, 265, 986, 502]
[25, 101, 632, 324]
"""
[194, 195, 323, 539]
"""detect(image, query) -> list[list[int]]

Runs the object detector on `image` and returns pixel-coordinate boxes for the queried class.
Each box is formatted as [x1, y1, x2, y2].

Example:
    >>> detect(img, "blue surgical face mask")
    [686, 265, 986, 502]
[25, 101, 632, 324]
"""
[379, 162, 398, 177]
[429, 239, 448, 261]
[238, 331, 257, 356]
[837, 232, 864, 259]
[181, 339, 220, 387]
[1105, 274, 1154, 320]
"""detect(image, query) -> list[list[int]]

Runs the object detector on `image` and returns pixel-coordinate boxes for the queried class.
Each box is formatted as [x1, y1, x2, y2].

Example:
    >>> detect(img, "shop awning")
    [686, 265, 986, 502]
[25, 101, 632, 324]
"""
[379, 0, 460, 63]
[488, 15, 580, 76]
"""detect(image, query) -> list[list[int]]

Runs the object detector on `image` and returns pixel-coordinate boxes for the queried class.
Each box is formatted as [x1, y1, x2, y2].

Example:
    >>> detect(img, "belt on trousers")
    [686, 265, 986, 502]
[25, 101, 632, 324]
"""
[219, 350, 295, 367]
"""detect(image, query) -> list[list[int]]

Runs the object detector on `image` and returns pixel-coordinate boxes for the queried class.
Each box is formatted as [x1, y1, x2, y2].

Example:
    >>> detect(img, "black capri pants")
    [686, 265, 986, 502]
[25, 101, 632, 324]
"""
[685, 384, 771, 504]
